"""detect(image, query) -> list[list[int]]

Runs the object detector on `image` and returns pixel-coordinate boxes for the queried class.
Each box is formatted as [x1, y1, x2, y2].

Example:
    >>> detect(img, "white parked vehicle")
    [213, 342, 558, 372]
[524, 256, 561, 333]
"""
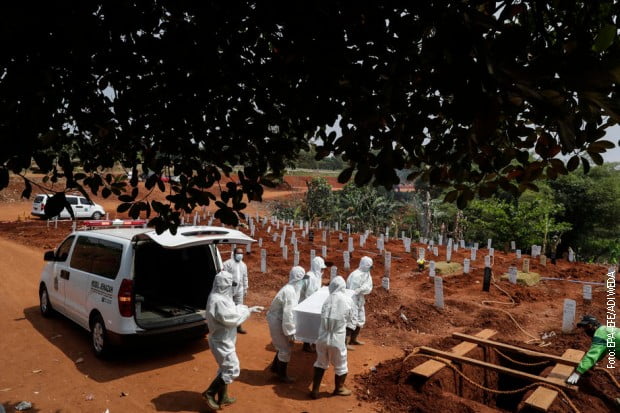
[31, 194, 106, 220]
[38, 224, 254, 357]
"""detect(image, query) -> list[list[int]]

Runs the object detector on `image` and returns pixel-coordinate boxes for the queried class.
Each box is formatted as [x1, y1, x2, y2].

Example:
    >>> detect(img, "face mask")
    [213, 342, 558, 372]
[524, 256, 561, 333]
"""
[234, 254, 243, 262]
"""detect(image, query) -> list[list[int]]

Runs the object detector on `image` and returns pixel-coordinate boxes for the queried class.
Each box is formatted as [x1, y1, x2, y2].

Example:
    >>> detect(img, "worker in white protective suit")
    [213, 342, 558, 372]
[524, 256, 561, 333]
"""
[267, 265, 306, 382]
[345, 256, 373, 348]
[310, 276, 354, 399]
[202, 271, 263, 411]
[300, 256, 328, 352]
[222, 246, 249, 334]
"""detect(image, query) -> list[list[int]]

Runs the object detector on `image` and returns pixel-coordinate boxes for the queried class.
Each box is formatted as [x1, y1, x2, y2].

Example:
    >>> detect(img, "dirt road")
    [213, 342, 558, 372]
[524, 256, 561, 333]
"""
[0, 229, 399, 413]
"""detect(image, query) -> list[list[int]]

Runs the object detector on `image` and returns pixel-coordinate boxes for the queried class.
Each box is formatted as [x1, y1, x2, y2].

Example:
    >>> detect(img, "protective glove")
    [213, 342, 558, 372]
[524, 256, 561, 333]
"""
[288, 334, 296, 343]
[566, 372, 580, 384]
[249, 306, 264, 313]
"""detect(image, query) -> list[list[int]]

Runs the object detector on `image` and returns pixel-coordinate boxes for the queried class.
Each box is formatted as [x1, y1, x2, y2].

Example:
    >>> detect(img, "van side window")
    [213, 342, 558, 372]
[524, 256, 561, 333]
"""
[56, 236, 75, 261]
[79, 197, 92, 205]
[70, 236, 123, 279]
[66, 197, 78, 205]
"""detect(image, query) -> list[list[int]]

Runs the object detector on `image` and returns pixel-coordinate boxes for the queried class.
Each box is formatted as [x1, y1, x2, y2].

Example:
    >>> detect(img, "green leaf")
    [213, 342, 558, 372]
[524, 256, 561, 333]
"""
[443, 190, 459, 203]
[338, 167, 354, 184]
[117, 202, 132, 213]
[581, 157, 591, 174]
[567, 155, 580, 172]
[588, 151, 604, 166]
[592, 24, 617, 52]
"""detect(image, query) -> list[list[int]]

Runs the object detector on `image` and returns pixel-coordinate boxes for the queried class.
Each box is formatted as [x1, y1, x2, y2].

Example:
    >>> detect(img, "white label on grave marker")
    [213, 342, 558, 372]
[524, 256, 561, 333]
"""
[267, 226, 271, 234]
[348, 237, 354, 252]
[489, 247, 494, 257]
[330, 266, 337, 281]
[471, 248, 477, 261]
[429, 261, 436, 277]
[463, 258, 470, 274]
[516, 249, 521, 259]
[511, 241, 516, 250]
[474, 242, 479, 249]
[293, 251, 299, 266]
[272, 233, 278, 242]
[335, 222, 339, 231]
[446, 248, 452, 263]
[260, 249, 267, 273]
[509, 266, 517, 284]
[382, 277, 390, 291]
[322, 245, 327, 258]
[540, 254, 547, 266]
[283, 245, 288, 260]
[583, 285, 593, 301]
[434, 276, 444, 309]
[343, 251, 350, 270]
[460, 240, 465, 248]
[322, 231, 326, 242]
[401, 231, 405, 240]
[347, 223, 351, 234]
[385, 252, 391, 277]
[487, 239, 492, 249]
[378, 238, 384, 252]
[438, 235, 443, 246]
[419, 248, 425, 260]
[568, 250, 574, 262]
[433, 247, 438, 256]
[258, 238, 263, 248]
[484, 255, 491, 268]
[562, 299, 577, 333]
[310, 249, 316, 262]
[405, 238, 411, 253]
[246, 243, 251, 253]
[429, 240, 434, 247]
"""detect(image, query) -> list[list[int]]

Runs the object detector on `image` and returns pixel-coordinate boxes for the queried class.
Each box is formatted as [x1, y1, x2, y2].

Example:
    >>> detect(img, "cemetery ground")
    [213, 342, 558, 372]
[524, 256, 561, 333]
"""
[0, 175, 618, 412]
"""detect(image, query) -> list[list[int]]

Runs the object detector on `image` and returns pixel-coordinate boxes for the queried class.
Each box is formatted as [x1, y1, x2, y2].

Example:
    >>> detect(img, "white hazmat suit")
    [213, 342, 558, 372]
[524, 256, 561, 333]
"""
[314, 276, 354, 375]
[222, 255, 248, 305]
[300, 256, 327, 301]
[346, 256, 373, 328]
[267, 266, 306, 363]
[206, 271, 250, 384]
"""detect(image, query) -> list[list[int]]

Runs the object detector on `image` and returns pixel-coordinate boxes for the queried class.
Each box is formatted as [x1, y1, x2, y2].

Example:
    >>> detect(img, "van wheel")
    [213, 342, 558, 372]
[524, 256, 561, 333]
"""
[39, 286, 54, 317]
[91, 314, 109, 358]
[91, 212, 103, 220]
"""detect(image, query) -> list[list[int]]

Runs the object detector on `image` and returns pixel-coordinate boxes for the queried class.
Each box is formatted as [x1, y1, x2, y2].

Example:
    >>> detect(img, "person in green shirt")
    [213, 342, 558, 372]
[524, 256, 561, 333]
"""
[567, 315, 619, 384]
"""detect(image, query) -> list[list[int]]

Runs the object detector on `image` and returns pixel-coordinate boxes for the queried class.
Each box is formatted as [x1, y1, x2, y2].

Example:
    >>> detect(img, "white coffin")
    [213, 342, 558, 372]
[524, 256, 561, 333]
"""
[293, 286, 355, 343]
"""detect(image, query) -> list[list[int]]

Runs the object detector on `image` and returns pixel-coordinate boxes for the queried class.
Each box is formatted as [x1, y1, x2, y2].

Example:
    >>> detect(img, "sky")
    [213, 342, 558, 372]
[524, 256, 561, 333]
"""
[602, 125, 620, 163]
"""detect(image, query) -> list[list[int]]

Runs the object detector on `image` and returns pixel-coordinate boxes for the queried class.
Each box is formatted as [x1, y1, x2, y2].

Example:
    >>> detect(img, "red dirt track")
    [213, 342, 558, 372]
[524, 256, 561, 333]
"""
[0, 174, 618, 412]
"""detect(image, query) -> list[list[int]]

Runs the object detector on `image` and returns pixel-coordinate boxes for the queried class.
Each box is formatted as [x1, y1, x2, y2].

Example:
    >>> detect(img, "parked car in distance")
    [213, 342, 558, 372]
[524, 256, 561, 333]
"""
[38, 224, 255, 357]
[31, 194, 106, 220]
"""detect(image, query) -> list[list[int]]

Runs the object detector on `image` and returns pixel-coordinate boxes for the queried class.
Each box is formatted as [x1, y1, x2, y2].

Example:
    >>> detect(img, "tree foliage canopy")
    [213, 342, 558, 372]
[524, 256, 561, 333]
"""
[1, 1, 619, 231]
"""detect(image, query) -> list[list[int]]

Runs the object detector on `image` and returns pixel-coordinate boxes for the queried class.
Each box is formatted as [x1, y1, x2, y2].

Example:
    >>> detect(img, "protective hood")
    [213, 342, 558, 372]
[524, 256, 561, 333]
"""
[329, 276, 346, 294]
[289, 266, 306, 283]
[212, 270, 234, 296]
[311, 256, 327, 273]
[358, 256, 373, 272]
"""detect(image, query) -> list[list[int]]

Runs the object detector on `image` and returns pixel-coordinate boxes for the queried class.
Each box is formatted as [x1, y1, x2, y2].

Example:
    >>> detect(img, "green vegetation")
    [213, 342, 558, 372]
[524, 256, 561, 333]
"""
[270, 164, 620, 263]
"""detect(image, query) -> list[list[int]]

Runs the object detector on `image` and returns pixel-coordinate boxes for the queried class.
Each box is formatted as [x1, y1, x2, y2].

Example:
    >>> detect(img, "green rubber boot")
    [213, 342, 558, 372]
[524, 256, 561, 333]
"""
[310, 367, 325, 399]
[201, 376, 224, 411]
[218, 383, 236, 407]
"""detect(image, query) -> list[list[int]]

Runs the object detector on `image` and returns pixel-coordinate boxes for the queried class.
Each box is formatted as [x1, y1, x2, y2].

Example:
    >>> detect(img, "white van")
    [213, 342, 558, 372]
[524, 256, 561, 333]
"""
[39, 225, 254, 357]
[31, 194, 106, 220]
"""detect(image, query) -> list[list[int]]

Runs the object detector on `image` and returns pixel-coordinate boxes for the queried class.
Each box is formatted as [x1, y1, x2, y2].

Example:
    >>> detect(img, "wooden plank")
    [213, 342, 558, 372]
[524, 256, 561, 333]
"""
[410, 329, 497, 378]
[452, 333, 581, 367]
[418, 346, 578, 391]
[524, 349, 584, 412]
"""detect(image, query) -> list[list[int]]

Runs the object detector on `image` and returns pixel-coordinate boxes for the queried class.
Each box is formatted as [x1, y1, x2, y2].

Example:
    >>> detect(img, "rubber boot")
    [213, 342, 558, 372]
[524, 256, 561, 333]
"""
[270, 353, 279, 373]
[302, 342, 315, 353]
[201, 376, 224, 411]
[237, 324, 247, 334]
[333, 374, 352, 396]
[310, 367, 325, 399]
[350, 326, 365, 345]
[277, 361, 295, 383]
[346, 328, 355, 351]
[218, 383, 236, 407]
